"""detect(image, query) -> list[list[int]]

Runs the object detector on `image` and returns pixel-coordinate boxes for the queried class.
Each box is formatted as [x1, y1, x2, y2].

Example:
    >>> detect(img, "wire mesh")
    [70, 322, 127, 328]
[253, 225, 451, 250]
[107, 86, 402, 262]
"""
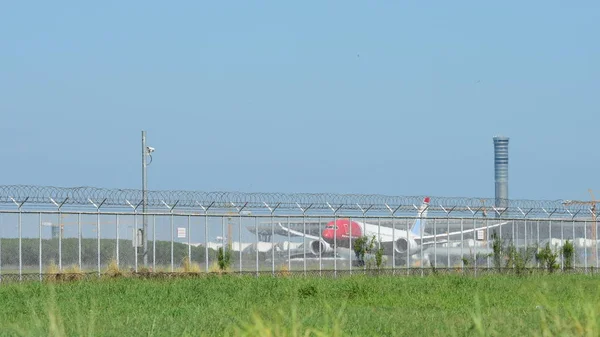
[0, 184, 599, 282]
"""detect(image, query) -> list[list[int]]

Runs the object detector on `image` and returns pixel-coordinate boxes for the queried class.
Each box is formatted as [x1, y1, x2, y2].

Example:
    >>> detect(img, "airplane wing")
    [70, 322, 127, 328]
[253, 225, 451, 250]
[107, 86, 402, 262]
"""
[276, 223, 322, 241]
[417, 221, 510, 243]
[379, 221, 509, 254]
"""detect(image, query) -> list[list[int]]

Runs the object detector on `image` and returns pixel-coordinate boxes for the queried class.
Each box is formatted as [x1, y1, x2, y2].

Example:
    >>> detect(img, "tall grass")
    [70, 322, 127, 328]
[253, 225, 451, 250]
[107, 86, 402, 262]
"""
[178, 256, 201, 273]
[1, 275, 600, 336]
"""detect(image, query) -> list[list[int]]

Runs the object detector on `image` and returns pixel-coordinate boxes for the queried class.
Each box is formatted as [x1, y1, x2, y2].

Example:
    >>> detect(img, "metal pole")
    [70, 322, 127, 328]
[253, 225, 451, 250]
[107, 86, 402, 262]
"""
[486, 217, 490, 269]
[142, 130, 148, 267]
[302, 215, 306, 275]
[270, 215, 275, 276]
[39, 213, 42, 282]
[406, 220, 410, 275]
[377, 217, 381, 270]
[460, 218, 464, 273]
[58, 211, 62, 271]
[446, 216, 450, 269]
[153, 215, 156, 272]
[584, 220, 588, 272]
[97, 211, 101, 276]
[319, 216, 322, 276]
[511, 219, 515, 252]
[287, 216, 291, 273]
[170, 213, 174, 272]
[571, 219, 575, 269]
[420, 214, 424, 277]
[535, 220, 540, 268]
[255, 217, 259, 277]
[205, 215, 209, 273]
[572, 218, 575, 243]
[240, 215, 243, 273]
[515, 218, 519, 255]
[79, 213, 82, 270]
[561, 220, 565, 270]
[19, 209, 22, 280]
[392, 215, 395, 273]
[0, 213, 2, 281]
[594, 220, 598, 272]
[363, 211, 367, 273]
[115, 214, 118, 268]
[536, 220, 540, 265]
[349, 217, 353, 275]
[188, 215, 191, 262]
[19, 207, 23, 281]
[473, 217, 477, 277]
[548, 220, 551, 248]
[524, 218, 527, 260]
[134, 212, 138, 272]
[433, 218, 437, 268]
[331, 213, 337, 275]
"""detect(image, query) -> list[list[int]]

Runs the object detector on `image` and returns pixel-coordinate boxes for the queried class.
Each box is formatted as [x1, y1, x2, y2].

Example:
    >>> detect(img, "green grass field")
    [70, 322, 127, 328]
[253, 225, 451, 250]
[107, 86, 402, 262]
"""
[0, 274, 599, 336]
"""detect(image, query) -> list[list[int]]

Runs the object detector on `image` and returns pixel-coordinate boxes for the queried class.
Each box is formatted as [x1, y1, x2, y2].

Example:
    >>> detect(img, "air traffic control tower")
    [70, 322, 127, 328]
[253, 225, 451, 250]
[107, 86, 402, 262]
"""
[493, 136, 509, 208]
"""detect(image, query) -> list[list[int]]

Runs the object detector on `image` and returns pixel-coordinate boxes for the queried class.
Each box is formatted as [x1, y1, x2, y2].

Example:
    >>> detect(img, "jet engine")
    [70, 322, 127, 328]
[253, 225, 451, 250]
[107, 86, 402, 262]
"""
[394, 237, 419, 255]
[310, 240, 333, 255]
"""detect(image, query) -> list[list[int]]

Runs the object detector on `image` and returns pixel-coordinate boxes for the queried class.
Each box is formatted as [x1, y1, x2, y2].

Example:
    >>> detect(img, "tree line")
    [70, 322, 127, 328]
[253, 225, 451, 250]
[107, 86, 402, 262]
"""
[0, 238, 219, 267]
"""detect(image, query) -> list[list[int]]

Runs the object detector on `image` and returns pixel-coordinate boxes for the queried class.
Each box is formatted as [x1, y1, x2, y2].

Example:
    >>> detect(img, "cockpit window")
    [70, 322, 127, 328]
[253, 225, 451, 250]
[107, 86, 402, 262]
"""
[326, 225, 339, 230]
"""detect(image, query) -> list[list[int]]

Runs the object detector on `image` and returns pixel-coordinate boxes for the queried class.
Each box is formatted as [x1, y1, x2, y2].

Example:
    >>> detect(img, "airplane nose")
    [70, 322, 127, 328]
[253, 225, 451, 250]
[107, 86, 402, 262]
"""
[322, 229, 334, 242]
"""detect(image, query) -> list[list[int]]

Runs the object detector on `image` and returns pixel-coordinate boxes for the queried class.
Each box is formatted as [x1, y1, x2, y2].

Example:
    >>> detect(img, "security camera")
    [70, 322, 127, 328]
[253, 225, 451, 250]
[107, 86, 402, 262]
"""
[146, 146, 155, 153]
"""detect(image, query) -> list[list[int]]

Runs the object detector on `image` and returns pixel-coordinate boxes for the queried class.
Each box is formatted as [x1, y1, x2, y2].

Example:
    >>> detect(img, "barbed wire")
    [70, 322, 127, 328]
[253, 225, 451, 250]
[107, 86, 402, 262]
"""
[0, 185, 592, 217]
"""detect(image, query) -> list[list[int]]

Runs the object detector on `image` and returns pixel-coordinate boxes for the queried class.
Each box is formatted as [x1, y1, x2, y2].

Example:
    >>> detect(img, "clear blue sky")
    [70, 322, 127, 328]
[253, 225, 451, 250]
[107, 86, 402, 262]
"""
[1, 1, 598, 201]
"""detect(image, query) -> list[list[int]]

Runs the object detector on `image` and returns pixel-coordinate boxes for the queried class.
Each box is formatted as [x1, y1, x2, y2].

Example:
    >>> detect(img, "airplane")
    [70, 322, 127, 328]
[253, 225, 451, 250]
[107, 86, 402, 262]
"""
[277, 197, 510, 266]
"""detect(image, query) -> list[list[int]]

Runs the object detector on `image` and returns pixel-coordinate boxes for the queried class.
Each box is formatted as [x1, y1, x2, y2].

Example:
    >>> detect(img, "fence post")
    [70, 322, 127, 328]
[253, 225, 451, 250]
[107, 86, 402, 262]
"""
[296, 203, 313, 277]
[415, 201, 429, 277]
[327, 203, 343, 278]
[114, 214, 117, 270]
[358, 204, 375, 275]
[153, 215, 156, 272]
[126, 200, 143, 272]
[517, 207, 531, 271]
[50, 198, 68, 271]
[263, 202, 281, 277]
[231, 202, 249, 274]
[460, 217, 464, 274]
[161, 200, 179, 273]
[196, 201, 214, 273]
[440, 205, 456, 272]
[10, 197, 28, 281]
[187, 215, 191, 267]
[584, 214, 589, 273]
[466, 205, 483, 277]
[0, 212, 3, 282]
[318, 216, 322, 276]
[89, 198, 106, 277]
[385, 204, 401, 275]
[39, 212, 42, 282]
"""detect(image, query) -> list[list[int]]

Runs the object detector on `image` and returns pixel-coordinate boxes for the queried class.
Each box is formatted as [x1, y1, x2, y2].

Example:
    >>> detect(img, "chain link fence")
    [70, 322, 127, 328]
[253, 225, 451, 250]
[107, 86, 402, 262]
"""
[0, 185, 598, 282]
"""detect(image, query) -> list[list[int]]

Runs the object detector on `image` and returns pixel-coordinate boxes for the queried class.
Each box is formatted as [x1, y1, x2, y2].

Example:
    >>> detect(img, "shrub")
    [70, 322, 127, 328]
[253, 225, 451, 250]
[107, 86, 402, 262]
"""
[561, 240, 575, 270]
[536, 242, 560, 273]
[491, 231, 504, 270]
[505, 242, 536, 275]
[217, 247, 231, 271]
[353, 235, 384, 270]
